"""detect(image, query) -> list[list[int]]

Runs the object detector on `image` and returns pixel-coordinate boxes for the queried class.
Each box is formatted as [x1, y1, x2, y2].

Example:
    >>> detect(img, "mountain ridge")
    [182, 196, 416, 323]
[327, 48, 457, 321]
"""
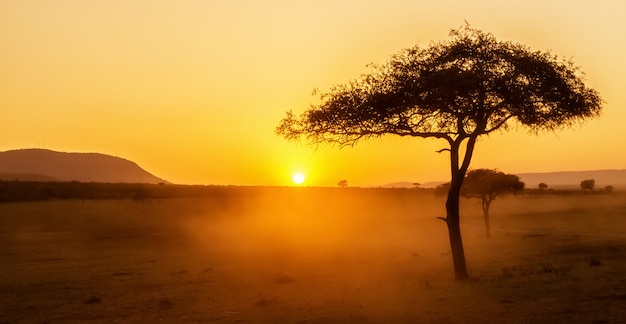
[381, 169, 626, 189]
[0, 149, 167, 184]
[516, 169, 626, 188]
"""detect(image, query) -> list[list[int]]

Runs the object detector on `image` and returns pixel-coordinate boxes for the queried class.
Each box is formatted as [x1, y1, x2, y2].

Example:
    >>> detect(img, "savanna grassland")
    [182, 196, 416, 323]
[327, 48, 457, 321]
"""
[1, 186, 626, 323]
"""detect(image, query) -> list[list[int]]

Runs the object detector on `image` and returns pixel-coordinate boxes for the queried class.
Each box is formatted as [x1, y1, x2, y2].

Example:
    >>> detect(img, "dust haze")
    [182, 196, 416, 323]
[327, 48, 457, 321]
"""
[2, 188, 626, 322]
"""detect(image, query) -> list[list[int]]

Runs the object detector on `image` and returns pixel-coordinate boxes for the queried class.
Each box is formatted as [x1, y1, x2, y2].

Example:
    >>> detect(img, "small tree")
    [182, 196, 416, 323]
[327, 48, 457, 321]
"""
[580, 179, 595, 191]
[277, 25, 602, 280]
[337, 179, 348, 187]
[538, 183, 548, 190]
[462, 169, 524, 238]
[604, 185, 614, 193]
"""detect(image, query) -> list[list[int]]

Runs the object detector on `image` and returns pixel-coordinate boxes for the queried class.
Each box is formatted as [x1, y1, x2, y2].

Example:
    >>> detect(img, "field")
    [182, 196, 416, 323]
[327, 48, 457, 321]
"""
[2, 188, 626, 323]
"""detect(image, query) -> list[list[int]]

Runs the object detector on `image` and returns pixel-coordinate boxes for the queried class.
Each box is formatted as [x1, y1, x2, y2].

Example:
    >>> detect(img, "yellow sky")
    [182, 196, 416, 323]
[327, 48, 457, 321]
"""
[1, 0, 625, 186]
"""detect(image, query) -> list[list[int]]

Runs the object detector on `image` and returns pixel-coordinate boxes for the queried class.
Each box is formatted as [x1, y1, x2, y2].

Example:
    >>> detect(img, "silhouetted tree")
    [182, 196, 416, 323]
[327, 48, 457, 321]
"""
[435, 169, 524, 238]
[337, 179, 348, 187]
[276, 24, 602, 280]
[604, 185, 614, 193]
[462, 169, 524, 238]
[580, 179, 595, 191]
[538, 183, 548, 190]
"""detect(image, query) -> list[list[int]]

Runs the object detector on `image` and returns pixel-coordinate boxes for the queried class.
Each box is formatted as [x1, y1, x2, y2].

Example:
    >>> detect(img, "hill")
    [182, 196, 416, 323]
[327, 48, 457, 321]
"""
[380, 181, 419, 188]
[0, 149, 167, 184]
[380, 181, 445, 188]
[516, 169, 626, 189]
[382, 170, 626, 190]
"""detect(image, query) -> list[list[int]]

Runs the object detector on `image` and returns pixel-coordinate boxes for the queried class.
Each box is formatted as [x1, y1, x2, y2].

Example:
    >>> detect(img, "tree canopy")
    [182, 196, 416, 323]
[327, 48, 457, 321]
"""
[277, 25, 602, 147]
[463, 169, 524, 199]
[276, 24, 602, 280]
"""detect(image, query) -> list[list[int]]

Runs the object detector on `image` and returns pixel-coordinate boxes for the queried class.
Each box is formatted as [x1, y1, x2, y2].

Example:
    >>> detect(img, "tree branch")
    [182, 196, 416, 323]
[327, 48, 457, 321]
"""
[459, 135, 478, 175]
[315, 128, 456, 144]
[484, 114, 515, 134]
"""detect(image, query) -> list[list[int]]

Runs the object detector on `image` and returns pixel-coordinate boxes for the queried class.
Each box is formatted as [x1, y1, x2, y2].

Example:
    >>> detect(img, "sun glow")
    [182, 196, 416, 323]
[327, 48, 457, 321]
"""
[292, 172, 305, 185]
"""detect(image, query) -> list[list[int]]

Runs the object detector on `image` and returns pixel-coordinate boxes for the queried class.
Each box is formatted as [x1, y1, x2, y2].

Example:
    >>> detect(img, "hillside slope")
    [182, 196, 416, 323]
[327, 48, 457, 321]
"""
[382, 170, 626, 189]
[0, 149, 167, 184]
[517, 169, 626, 189]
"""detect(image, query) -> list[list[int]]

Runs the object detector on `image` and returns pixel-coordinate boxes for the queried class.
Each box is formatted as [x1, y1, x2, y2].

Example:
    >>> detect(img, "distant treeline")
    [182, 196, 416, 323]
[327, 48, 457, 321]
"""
[0, 181, 230, 202]
[0, 180, 616, 203]
[0, 181, 430, 202]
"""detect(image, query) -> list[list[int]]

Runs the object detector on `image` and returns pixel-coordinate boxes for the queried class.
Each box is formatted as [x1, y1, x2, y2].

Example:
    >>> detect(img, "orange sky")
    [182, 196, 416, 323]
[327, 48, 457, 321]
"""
[1, 1, 625, 186]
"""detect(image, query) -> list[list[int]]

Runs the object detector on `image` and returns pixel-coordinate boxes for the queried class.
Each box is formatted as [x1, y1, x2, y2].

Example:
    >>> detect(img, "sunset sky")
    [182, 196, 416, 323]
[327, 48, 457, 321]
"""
[1, 1, 625, 186]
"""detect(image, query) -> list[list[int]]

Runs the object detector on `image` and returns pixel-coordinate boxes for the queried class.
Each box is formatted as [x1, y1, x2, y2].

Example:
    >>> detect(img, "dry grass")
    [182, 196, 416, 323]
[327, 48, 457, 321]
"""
[1, 191, 626, 323]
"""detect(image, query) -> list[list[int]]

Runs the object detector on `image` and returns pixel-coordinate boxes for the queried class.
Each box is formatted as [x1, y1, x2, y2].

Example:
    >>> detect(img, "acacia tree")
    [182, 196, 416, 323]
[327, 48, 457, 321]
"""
[462, 169, 524, 238]
[276, 25, 602, 280]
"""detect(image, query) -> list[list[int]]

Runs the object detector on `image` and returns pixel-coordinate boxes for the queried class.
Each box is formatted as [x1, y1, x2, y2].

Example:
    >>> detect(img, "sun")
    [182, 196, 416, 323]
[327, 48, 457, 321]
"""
[292, 172, 305, 185]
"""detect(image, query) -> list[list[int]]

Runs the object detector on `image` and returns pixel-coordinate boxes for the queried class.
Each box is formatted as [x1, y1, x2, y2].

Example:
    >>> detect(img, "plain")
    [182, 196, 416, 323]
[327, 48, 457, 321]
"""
[1, 188, 626, 323]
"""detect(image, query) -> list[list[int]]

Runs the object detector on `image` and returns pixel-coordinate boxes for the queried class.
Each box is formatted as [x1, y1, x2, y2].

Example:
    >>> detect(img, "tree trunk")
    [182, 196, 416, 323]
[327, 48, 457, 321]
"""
[444, 135, 476, 280]
[446, 177, 469, 280]
[482, 199, 491, 238]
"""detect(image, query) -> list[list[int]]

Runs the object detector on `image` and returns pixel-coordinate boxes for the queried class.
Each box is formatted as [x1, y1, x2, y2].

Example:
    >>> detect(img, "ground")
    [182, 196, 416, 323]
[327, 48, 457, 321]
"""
[1, 189, 625, 323]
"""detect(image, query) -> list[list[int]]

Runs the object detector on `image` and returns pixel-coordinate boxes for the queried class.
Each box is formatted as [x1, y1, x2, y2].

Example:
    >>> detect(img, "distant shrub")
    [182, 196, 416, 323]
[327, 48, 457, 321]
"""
[580, 179, 595, 191]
